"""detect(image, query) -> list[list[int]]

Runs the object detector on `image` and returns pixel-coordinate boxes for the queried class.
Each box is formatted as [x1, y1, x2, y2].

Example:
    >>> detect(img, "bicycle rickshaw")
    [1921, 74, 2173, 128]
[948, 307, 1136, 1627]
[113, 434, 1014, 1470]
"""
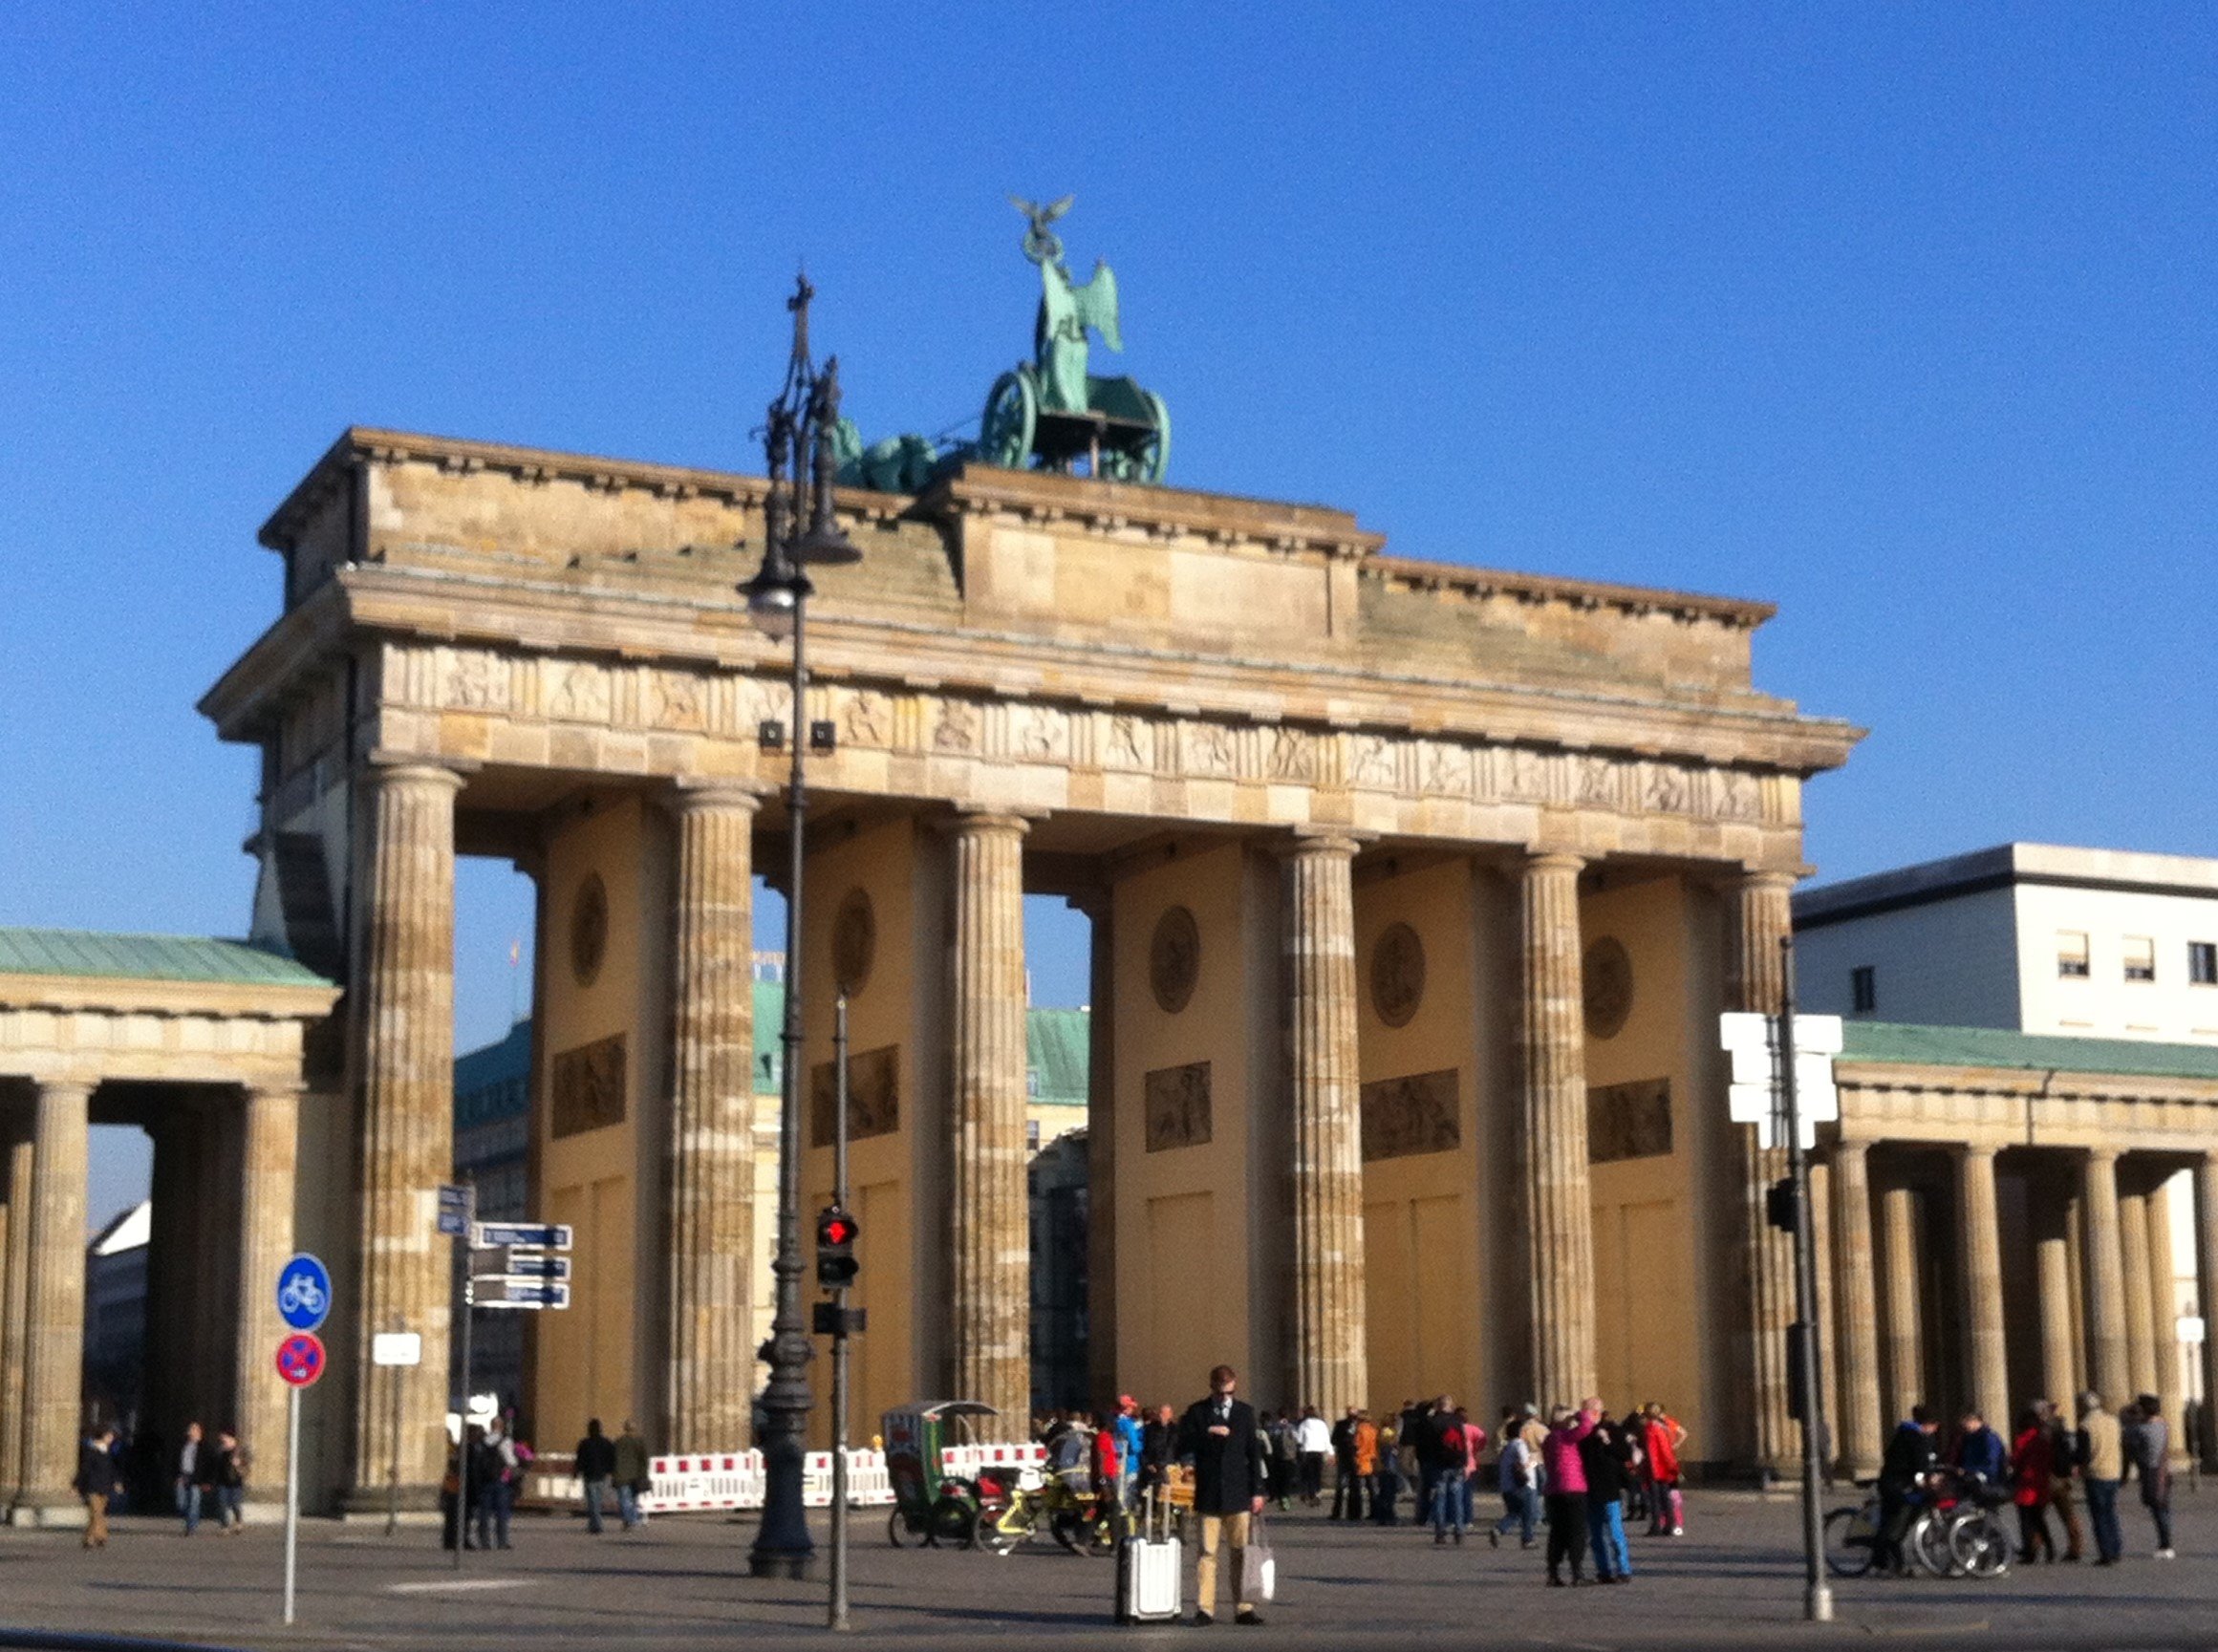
[883, 1400, 994, 1550]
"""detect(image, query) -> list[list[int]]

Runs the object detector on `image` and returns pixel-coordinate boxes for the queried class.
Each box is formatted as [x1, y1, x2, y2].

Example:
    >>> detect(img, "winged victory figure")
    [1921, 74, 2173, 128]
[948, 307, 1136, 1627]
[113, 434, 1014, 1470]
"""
[1011, 195, 1122, 414]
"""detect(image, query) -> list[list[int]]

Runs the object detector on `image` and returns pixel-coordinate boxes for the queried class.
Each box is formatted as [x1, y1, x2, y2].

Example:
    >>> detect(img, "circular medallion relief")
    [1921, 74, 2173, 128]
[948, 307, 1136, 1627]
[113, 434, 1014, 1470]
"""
[1150, 905, 1201, 1015]
[1583, 936, 1634, 1040]
[831, 887, 876, 998]
[570, 873, 609, 988]
[1370, 922, 1426, 1028]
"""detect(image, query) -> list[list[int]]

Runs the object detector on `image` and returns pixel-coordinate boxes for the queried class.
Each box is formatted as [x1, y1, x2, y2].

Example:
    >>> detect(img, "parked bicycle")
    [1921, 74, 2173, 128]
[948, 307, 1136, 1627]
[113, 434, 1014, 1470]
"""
[1824, 1470, 2011, 1579]
[980, 1468, 1119, 1556]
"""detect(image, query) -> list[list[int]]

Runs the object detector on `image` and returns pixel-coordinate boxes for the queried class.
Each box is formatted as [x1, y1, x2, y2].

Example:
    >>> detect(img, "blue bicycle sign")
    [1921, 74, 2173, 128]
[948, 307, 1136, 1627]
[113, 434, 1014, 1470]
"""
[276, 1253, 332, 1333]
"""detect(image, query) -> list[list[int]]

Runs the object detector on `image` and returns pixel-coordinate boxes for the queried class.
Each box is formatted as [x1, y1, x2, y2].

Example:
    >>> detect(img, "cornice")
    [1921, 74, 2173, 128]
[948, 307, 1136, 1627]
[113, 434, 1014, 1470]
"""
[0, 974, 341, 1021]
[1364, 555, 1774, 632]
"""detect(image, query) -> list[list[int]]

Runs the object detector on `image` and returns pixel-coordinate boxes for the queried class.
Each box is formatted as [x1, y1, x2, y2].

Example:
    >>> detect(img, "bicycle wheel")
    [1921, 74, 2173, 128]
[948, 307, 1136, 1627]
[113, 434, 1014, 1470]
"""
[888, 1509, 915, 1549]
[931, 1496, 979, 1552]
[1049, 1509, 1086, 1554]
[1823, 1503, 1879, 1577]
[1950, 1511, 2012, 1579]
[1911, 1511, 1957, 1577]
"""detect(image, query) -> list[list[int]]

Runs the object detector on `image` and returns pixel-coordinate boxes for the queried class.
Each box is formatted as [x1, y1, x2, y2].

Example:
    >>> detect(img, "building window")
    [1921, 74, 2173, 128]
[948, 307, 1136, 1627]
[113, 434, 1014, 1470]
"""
[1026, 1068, 1041, 1098]
[1850, 965, 1877, 1015]
[2123, 936, 2156, 983]
[2190, 941, 2217, 986]
[1026, 1119, 1042, 1151]
[2057, 932, 2090, 979]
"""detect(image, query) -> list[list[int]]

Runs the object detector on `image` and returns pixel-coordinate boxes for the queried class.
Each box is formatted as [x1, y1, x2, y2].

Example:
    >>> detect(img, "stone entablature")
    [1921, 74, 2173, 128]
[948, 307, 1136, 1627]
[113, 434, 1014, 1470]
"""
[206, 428, 1860, 875]
[1837, 1057, 2218, 1153]
[0, 974, 338, 1088]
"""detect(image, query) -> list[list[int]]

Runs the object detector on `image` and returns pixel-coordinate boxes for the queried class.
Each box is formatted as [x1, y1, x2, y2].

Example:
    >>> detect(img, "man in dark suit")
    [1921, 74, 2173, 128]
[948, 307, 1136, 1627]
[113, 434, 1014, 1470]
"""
[1176, 1363, 1267, 1626]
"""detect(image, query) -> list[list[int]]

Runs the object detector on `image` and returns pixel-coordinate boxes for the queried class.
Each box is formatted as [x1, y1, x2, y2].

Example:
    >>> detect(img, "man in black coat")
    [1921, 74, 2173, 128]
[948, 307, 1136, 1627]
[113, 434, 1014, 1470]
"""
[1176, 1364, 1267, 1627]
[74, 1426, 121, 1549]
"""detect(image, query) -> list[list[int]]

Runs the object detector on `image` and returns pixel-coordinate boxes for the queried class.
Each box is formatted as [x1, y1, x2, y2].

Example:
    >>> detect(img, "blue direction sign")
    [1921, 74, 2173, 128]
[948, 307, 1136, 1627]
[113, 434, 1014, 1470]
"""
[437, 1183, 475, 1239]
[474, 1277, 571, 1310]
[502, 1253, 571, 1281]
[276, 1253, 332, 1333]
[472, 1221, 572, 1252]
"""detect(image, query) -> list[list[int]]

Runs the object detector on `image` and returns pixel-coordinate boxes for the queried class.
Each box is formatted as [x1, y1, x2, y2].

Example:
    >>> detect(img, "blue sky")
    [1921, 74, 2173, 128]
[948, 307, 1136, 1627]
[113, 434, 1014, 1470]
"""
[4, 6, 2212, 1222]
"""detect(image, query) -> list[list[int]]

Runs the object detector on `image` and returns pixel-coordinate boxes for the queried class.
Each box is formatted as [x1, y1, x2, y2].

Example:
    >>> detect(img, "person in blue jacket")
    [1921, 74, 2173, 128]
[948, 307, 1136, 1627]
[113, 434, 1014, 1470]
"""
[1955, 1409, 2008, 1491]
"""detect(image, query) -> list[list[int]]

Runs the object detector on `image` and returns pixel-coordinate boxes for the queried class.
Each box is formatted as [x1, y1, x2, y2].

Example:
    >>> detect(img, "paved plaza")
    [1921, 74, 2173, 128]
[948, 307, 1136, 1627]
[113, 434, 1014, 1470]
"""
[6, 1491, 2218, 1651]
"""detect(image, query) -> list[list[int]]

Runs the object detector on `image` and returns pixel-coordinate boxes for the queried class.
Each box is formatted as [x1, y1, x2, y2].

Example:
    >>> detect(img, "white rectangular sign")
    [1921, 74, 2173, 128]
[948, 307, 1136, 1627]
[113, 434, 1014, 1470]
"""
[473, 1221, 573, 1252]
[371, 1331, 423, 1367]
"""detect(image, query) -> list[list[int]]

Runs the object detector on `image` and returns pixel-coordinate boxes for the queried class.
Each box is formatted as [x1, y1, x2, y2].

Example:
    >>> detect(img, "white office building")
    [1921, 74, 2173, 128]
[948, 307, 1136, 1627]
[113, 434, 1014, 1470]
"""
[1794, 843, 2218, 1044]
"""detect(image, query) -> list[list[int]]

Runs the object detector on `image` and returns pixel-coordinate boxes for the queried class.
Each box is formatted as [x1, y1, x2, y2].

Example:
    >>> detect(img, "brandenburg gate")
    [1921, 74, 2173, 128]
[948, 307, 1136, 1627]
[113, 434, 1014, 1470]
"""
[183, 388, 1859, 1509]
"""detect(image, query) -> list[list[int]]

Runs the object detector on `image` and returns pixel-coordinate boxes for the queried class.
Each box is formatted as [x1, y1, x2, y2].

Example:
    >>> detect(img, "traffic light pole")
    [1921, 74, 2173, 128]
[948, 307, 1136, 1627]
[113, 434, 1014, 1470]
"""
[1778, 939, 1833, 1623]
[829, 990, 851, 1632]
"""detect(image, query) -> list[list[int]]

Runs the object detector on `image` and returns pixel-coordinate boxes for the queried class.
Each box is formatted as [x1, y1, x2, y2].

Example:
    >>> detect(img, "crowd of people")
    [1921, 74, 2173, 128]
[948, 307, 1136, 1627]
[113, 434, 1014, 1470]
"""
[1028, 1384, 1692, 1598]
[1874, 1390, 2179, 1574]
[69, 1416, 251, 1550]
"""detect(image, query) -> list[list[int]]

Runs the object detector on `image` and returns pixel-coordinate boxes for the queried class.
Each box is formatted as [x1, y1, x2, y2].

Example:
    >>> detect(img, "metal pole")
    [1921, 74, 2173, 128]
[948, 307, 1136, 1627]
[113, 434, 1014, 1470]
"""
[752, 556, 817, 1577]
[830, 989, 851, 1631]
[455, 1204, 474, 1572]
[1780, 937, 1833, 1623]
[387, 1318, 402, 1536]
[283, 1383, 300, 1625]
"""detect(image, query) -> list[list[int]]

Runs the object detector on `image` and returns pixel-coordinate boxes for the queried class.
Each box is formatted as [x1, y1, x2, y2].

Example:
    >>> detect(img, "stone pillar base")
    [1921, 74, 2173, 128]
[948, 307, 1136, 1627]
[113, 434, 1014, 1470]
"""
[7, 1494, 89, 1529]
[338, 1482, 444, 1517]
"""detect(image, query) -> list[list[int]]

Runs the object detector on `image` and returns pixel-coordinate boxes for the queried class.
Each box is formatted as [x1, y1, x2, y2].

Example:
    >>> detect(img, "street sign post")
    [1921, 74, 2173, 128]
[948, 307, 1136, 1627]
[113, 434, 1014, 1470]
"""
[437, 1183, 476, 1239]
[272, 1325, 325, 1626]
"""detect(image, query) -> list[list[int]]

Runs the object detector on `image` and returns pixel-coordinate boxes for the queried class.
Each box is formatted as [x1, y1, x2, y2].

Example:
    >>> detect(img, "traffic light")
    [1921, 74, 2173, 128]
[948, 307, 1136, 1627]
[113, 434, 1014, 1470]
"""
[1765, 1175, 1799, 1234]
[816, 1205, 859, 1289]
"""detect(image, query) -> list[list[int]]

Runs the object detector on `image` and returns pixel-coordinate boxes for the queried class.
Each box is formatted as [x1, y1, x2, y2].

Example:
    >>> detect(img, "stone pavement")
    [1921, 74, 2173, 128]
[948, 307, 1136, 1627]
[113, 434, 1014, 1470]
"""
[5, 1491, 2218, 1651]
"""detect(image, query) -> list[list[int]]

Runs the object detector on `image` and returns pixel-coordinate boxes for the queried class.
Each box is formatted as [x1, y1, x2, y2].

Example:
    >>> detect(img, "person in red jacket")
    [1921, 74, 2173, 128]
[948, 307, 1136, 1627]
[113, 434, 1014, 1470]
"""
[1641, 1403, 1687, 1536]
[2010, 1406, 2056, 1563]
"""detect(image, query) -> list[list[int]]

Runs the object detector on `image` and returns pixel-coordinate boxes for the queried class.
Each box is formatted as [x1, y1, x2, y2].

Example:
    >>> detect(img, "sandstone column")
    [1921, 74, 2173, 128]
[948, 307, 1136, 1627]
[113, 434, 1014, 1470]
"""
[1958, 1146, 2011, 1431]
[2082, 1148, 2129, 1405]
[2121, 1179, 2159, 1403]
[1284, 833, 1366, 1420]
[2196, 1156, 2218, 1469]
[946, 811, 1031, 1425]
[1830, 1139, 1884, 1475]
[2035, 1195, 2079, 1411]
[1519, 851, 1594, 1410]
[233, 1084, 300, 1499]
[665, 783, 762, 1453]
[350, 760, 464, 1506]
[0, 1115, 32, 1502]
[11, 1081, 90, 1523]
[1880, 1180, 1925, 1421]
[1727, 869, 1797, 1475]
[2146, 1174, 2186, 1458]
[1078, 892, 1119, 1415]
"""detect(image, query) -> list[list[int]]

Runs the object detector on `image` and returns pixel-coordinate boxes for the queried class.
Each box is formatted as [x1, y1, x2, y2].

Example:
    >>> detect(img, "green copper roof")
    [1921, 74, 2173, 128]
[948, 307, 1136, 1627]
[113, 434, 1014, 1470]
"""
[1840, 1020, 2218, 1082]
[0, 929, 333, 989]
[1027, 1007, 1090, 1106]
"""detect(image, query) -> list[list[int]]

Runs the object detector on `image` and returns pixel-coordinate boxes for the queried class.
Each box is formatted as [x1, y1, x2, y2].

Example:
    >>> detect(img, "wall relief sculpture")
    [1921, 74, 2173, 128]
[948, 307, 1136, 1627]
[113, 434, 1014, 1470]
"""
[831, 888, 876, 997]
[1150, 905, 1200, 1014]
[1583, 935, 1633, 1039]
[570, 873, 608, 988]
[1144, 1061, 1213, 1151]
[810, 1043, 900, 1147]
[1587, 1077, 1672, 1163]
[1369, 922, 1426, 1028]
[1360, 1067, 1460, 1162]
[551, 1033, 627, 1138]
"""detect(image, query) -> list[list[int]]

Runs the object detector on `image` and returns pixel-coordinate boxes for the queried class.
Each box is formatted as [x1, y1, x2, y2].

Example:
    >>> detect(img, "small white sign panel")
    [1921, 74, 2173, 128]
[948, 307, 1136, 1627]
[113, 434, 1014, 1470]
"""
[2180, 1315, 2207, 1346]
[371, 1331, 423, 1367]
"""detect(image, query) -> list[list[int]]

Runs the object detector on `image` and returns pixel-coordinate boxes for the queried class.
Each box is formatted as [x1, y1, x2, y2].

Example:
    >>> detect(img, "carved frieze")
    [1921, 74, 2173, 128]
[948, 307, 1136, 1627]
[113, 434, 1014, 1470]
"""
[1144, 1061, 1213, 1151]
[1360, 1067, 1460, 1162]
[550, 1033, 626, 1138]
[1150, 906, 1201, 1014]
[810, 1043, 900, 1147]
[1587, 1077, 1672, 1163]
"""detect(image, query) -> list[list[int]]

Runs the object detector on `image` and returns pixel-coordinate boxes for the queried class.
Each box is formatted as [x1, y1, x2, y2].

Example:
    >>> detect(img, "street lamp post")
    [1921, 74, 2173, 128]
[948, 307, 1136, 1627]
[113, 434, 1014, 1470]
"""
[744, 274, 861, 1579]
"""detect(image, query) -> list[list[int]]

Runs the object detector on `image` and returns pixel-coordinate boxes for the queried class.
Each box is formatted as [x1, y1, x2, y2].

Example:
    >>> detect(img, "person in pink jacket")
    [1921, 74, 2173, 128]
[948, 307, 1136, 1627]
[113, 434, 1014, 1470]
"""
[1542, 1403, 1598, 1585]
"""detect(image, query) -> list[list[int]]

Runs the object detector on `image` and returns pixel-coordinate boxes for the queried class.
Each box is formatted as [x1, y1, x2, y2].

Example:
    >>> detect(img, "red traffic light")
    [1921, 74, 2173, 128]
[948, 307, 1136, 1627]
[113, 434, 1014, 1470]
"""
[822, 1213, 856, 1246]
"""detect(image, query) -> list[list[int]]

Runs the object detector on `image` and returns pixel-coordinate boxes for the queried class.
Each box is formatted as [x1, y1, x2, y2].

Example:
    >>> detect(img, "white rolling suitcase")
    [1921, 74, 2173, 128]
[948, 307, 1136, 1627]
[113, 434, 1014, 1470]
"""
[1115, 1491, 1183, 1624]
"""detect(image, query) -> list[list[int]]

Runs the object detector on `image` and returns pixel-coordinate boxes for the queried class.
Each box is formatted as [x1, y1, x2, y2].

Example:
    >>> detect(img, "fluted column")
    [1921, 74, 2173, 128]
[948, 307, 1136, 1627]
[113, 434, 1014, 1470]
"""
[665, 783, 762, 1452]
[350, 760, 464, 1506]
[947, 811, 1031, 1424]
[2082, 1148, 2129, 1405]
[1078, 892, 1118, 1415]
[2146, 1176, 2185, 1457]
[1519, 851, 1594, 1409]
[2121, 1181, 2159, 1403]
[1727, 869, 1797, 1474]
[1958, 1146, 2010, 1429]
[1284, 833, 1366, 1420]
[2035, 1202, 2078, 1409]
[1830, 1140, 1884, 1474]
[0, 1115, 32, 1502]
[2195, 1157, 2218, 1469]
[233, 1084, 300, 1499]
[1880, 1181, 1925, 1422]
[11, 1081, 90, 1523]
